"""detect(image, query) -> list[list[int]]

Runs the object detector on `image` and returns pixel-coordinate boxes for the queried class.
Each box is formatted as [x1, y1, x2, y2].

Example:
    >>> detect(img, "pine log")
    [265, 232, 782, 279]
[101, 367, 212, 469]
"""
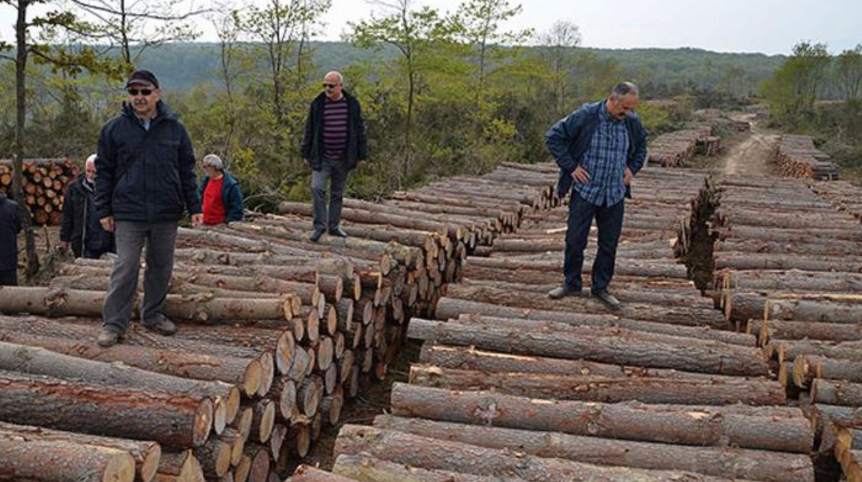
[812, 379, 862, 407]
[0, 421, 160, 482]
[332, 454, 526, 482]
[248, 399, 276, 444]
[389, 383, 812, 452]
[373, 415, 814, 482]
[767, 298, 862, 323]
[0, 433, 136, 482]
[156, 451, 205, 482]
[408, 318, 769, 376]
[750, 319, 862, 344]
[778, 339, 862, 364]
[0, 330, 262, 397]
[441, 284, 724, 327]
[409, 365, 786, 405]
[794, 355, 862, 388]
[289, 465, 357, 481]
[419, 344, 731, 379]
[334, 425, 760, 482]
[0, 370, 213, 449]
[192, 438, 232, 479]
[0, 341, 238, 432]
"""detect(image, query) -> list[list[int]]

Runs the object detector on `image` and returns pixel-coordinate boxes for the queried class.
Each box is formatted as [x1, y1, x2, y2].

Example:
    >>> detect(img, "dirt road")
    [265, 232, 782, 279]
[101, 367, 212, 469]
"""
[712, 114, 779, 177]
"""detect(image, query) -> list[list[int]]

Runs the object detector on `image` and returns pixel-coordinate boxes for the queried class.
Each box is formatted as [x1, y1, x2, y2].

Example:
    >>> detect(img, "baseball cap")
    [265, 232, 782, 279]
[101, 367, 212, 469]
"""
[125, 70, 160, 89]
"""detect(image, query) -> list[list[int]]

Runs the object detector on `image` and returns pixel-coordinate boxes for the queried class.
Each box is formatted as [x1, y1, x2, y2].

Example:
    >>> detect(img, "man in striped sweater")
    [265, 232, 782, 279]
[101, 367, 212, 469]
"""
[301, 71, 368, 242]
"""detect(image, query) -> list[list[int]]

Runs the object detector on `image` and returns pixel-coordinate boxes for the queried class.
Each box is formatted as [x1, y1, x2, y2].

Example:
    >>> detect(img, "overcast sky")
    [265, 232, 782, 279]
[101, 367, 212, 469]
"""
[1, 0, 859, 55]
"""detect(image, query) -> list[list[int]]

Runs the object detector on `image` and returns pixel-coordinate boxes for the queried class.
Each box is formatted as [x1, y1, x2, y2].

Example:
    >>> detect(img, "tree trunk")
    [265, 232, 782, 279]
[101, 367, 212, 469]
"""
[0, 421, 159, 482]
[409, 365, 786, 405]
[0, 330, 262, 397]
[389, 383, 812, 453]
[812, 379, 862, 407]
[408, 318, 769, 376]
[155, 450, 205, 482]
[442, 284, 723, 327]
[373, 415, 814, 482]
[0, 370, 213, 449]
[0, 432, 136, 482]
[335, 425, 764, 482]
[794, 355, 862, 388]
[0, 340, 237, 433]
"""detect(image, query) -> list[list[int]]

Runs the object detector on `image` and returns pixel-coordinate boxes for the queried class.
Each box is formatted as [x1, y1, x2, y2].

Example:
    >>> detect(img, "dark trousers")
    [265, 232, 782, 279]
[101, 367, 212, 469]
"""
[311, 157, 350, 231]
[102, 220, 178, 334]
[0, 269, 17, 286]
[563, 192, 625, 293]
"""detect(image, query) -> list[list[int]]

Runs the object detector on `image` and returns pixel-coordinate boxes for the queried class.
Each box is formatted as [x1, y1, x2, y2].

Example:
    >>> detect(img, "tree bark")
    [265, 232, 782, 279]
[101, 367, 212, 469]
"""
[389, 383, 812, 453]
[373, 415, 814, 482]
[0, 421, 159, 482]
[409, 365, 786, 405]
[408, 318, 769, 376]
[0, 432, 136, 482]
[335, 425, 762, 482]
[812, 379, 862, 407]
[290, 465, 357, 481]
[332, 454, 525, 482]
[155, 450, 205, 482]
[0, 370, 213, 450]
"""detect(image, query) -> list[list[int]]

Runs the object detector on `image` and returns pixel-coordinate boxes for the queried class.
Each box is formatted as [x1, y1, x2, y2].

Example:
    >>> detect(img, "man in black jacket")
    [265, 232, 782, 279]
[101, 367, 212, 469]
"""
[94, 70, 202, 347]
[301, 71, 368, 242]
[60, 154, 115, 258]
[0, 192, 22, 286]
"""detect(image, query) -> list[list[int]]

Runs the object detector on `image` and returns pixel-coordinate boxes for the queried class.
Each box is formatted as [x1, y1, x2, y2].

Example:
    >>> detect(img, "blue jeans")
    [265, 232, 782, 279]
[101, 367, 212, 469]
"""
[563, 192, 625, 293]
[102, 220, 178, 334]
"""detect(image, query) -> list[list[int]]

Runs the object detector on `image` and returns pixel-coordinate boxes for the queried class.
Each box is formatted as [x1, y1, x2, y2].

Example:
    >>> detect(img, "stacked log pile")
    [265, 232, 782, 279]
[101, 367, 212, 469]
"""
[809, 179, 862, 222]
[774, 135, 840, 180]
[0, 162, 557, 481]
[647, 127, 716, 167]
[328, 164, 818, 482]
[693, 174, 862, 481]
[0, 158, 77, 225]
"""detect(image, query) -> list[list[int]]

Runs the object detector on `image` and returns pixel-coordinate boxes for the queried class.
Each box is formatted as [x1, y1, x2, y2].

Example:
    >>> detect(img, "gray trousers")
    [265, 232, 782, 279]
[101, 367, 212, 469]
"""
[311, 157, 350, 231]
[102, 220, 178, 334]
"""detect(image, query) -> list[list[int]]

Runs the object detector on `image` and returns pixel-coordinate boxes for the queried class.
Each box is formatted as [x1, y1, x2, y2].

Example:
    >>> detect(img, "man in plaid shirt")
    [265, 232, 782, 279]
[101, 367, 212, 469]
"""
[544, 82, 648, 310]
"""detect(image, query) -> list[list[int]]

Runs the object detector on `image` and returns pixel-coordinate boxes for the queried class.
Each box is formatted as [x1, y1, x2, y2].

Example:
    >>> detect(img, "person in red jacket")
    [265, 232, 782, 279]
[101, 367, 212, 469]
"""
[199, 154, 244, 225]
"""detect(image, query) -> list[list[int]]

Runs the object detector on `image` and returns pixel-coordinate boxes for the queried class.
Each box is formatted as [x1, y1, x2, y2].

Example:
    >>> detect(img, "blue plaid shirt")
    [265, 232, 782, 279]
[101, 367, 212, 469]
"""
[574, 103, 630, 207]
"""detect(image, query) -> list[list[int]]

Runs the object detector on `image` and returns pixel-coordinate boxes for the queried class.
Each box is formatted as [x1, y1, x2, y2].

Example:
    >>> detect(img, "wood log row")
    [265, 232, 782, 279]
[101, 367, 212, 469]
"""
[0, 158, 77, 225]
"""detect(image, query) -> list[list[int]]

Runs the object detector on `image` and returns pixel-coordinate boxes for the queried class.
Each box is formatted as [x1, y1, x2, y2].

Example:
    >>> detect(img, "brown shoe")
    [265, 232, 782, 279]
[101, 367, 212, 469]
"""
[548, 285, 581, 299]
[96, 329, 120, 348]
[143, 316, 177, 336]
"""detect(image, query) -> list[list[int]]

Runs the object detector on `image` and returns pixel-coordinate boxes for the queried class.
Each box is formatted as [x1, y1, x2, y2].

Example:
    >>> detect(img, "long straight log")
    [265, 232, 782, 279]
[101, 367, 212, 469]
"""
[812, 379, 862, 407]
[289, 465, 358, 482]
[389, 383, 812, 452]
[0, 341, 238, 432]
[373, 415, 814, 482]
[408, 318, 769, 376]
[332, 454, 526, 482]
[0, 330, 262, 397]
[0, 421, 160, 482]
[335, 425, 760, 482]
[442, 284, 723, 327]
[794, 355, 862, 388]
[0, 370, 213, 449]
[0, 433, 136, 482]
[409, 365, 785, 405]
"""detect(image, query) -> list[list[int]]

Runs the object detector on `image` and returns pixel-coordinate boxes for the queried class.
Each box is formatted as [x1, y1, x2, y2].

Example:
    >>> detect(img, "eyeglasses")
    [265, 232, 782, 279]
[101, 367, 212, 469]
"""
[128, 89, 153, 96]
[323, 83, 339, 89]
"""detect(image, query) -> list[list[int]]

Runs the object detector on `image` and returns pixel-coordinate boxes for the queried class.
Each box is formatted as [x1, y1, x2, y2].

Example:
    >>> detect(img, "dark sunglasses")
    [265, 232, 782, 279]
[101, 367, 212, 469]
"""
[128, 88, 153, 96]
[323, 83, 339, 89]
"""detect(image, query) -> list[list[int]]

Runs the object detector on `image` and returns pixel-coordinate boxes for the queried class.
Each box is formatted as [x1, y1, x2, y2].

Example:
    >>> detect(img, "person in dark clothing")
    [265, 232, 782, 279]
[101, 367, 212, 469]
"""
[60, 154, 116, 258]
[544, 82, 648, 311]
[301, 71, 368, 242]
[198, 154, 244, 225]
[0, 191, 22, 286]
[94, 69, 202, 347]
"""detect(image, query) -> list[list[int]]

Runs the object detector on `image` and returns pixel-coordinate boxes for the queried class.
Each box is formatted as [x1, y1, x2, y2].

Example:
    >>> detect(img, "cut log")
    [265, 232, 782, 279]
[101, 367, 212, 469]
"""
[373, 415, 814, 482]
[794, 355, 862, 388]
[409, 365, 786, 405]
[332, 454, 526, 482]
[192, 438, 232, 479]
[389, 383, 812, 452]
[335, 425, 761, 482]
[0, 421, 159, 482]
[156, 451, 205, 482]
[0, 369, 213, 449]
[289, 465, 357, 481]
[408, 318, 769, 376]
[0, 341, 238, 432]
[813, 379, 862, 407]
[0, 432, 136, 482]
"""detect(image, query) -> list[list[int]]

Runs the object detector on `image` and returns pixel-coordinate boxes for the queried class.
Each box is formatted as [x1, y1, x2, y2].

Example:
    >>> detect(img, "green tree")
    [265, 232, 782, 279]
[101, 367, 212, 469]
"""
[835, 44, 862, 102]
[763, 41, 830, 120]
[537, 20, 580, 115]
[350, 0, 460, 185]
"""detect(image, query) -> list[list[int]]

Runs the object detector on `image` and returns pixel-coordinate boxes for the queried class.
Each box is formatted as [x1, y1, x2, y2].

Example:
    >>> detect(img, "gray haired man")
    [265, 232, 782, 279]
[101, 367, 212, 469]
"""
[301, 71, 368, 242]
